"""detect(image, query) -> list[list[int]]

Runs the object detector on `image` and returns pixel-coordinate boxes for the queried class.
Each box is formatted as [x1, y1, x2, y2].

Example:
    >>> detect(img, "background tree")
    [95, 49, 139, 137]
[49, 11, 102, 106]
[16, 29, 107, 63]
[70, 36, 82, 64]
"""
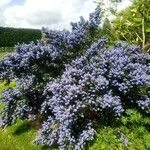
[112, 0, 150, 52]
[95, 0, 150, 53]
[95, 0, 124, 44]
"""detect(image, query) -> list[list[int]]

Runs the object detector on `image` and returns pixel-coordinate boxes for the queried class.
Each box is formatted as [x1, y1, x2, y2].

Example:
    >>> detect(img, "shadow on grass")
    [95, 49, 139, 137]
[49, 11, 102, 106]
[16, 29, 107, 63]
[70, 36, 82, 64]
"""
[13, 121, 32, 135]
[41, 145, 58, 150]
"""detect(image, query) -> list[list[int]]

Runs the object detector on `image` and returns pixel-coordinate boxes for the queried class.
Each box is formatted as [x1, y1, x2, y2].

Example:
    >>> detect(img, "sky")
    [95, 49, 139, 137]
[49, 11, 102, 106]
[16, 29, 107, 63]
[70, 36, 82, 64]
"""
[0, 0, 131, 29]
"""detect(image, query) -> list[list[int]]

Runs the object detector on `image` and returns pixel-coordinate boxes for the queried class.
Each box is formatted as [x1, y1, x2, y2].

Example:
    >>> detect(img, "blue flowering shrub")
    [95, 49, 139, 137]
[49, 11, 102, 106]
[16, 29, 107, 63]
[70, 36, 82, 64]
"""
[0, 8, 150, 150]
[0, 8, 101, 127]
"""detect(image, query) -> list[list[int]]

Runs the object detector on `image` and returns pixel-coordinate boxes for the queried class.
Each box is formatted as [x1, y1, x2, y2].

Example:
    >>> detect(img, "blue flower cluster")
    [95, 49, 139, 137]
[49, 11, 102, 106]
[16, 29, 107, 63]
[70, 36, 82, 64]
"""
[137, 96, 150, 113]
[0, 8, 150, 150]
[0, 88, 25, 128]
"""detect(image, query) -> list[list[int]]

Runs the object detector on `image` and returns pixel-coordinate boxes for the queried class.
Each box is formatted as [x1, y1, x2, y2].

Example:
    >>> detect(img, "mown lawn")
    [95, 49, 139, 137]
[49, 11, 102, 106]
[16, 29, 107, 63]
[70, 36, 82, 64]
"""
[0, 52, 7, 59]
[0, 121, 45, 150]
[0, 52, 14, 60]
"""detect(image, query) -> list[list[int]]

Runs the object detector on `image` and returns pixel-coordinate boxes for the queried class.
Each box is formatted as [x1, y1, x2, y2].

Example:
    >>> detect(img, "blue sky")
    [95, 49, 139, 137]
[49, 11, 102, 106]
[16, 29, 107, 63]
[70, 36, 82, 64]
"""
[8, 0, 24, 6]
[0, 0, 24, 7]
[0, 0, 131, 29]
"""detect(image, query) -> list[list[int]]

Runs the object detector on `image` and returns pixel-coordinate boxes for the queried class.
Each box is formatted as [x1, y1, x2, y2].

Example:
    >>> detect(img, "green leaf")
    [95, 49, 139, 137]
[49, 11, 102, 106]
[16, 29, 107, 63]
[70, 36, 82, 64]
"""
[146, 28, 150, 32]
[133, 18, 142, 22]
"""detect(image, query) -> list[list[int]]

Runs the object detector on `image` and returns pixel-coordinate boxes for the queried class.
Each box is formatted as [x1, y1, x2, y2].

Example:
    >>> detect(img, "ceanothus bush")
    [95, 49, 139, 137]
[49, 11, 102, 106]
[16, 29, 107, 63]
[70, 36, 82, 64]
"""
[35, 43, 149, 149]
[0, 8, 150, 150]
[0, 8, 101, 127]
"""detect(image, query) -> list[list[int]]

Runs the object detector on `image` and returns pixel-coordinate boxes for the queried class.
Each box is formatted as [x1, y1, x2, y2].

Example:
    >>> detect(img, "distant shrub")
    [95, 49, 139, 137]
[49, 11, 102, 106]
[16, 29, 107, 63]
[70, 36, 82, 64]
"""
[0, 8, 149, 150]
[0, 27, 41, 48]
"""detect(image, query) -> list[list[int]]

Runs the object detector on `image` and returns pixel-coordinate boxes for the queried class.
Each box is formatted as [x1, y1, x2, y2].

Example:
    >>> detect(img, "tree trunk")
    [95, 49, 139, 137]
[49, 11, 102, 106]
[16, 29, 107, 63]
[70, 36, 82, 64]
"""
[142, 17, 145, 50]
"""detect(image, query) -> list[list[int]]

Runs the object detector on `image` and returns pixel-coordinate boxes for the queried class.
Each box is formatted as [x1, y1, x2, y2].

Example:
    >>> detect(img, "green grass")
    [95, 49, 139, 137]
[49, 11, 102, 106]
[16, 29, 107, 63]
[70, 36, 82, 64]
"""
[0, 120, 57, 150]
[0, 82, 16, 96]
[0, 52, 7, 58]
[0, 120, 48, 150]
[0, 51, 14, 59]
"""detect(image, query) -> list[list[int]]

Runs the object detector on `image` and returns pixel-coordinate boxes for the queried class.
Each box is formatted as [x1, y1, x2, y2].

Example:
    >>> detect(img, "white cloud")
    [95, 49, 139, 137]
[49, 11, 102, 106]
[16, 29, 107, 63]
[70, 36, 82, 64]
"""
[117, 0, 132, 11]
[0, 0, 12, 6]
[1, 0, 131, 29]
[0, 0, 12, 26]
[0, 9, 5, 26]
[26, 10, 62, 26]
[3, 0, 96, 29]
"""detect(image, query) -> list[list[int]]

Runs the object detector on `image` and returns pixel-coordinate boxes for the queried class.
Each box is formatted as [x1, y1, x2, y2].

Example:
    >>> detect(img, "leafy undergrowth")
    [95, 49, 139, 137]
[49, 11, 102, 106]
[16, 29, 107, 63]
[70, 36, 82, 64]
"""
[89, 126, 150, 150]
[89, 109, 150, 150]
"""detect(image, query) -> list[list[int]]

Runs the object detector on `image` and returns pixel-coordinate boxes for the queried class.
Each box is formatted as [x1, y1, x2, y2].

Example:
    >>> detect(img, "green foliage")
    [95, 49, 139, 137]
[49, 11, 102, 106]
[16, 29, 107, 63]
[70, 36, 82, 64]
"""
[0, 47, 14, 52]
[112, 0, 150, 52]
[89, 128, 123, 150]
[121, 109, 150, 127]
[102, 18, 112, 34]
[89, 109, 150, 150]
[101, 18, 116, 44]
[0, 27, 42, 48]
